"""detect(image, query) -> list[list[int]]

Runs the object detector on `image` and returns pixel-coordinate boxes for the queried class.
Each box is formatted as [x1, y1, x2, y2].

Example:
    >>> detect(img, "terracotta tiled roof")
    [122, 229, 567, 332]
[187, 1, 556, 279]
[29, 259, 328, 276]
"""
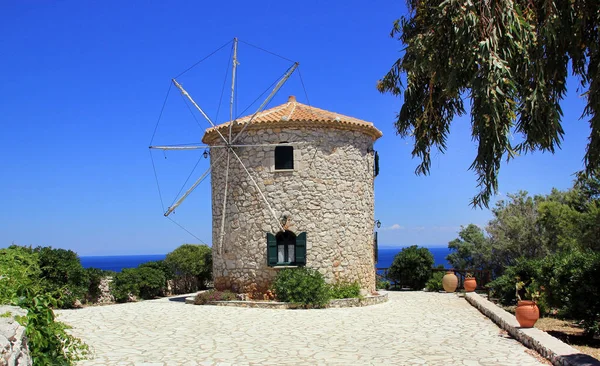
[202, 96, 383, 144]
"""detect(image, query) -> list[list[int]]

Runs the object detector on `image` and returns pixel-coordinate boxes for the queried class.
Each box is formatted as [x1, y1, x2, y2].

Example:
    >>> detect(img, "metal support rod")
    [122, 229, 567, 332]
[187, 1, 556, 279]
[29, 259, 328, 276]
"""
[229, 147, 285, 232]
[172, 78, 230, 146]
[163, 150, 227, 216]
[149, 145, 211, 150]
[218, 151, 231, 254]
[231, 62, 299, 145]
[229, 38, 238, 143]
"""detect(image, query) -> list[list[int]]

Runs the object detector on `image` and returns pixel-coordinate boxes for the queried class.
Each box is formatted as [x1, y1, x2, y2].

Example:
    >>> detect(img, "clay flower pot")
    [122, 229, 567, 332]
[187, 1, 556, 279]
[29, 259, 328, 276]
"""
[515, 300, 539, 328]
[442, 271, 458, 293]
[464, 277, 477, 292]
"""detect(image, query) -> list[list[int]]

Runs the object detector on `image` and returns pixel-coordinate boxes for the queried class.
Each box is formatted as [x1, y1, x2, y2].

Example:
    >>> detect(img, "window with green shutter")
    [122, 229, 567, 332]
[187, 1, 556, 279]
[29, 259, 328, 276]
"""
[374, 151, 380, 177]
[266, 230, 307, 267]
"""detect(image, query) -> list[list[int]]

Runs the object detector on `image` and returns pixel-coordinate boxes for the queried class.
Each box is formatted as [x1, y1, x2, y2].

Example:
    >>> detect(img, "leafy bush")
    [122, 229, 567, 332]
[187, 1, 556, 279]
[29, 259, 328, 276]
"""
[487, 258, 542, 305]
[35, 247, 88, 308]
[329, 281, 361, 299]
[0, 246, 41, 304]
[14, 288, 89, 365]
[111, 267, 166, 302]
[82, 267, 109, 303]
[388, 246, 434, 290]
[541, 250, 600, 336]
[194, 290, 237, 305]
[272, 268, 330, 308]
[376, 278, 391, 290]
[425, 268, 445, 292]
[165, 244, 212, 293]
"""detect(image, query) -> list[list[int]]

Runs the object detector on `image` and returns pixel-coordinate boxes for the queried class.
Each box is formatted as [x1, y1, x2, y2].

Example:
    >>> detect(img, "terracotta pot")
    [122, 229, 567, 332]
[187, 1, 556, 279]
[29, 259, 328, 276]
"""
[464, 277, 477, 292]
[515, 300, 539, 328]
[442, 271, 458, 293]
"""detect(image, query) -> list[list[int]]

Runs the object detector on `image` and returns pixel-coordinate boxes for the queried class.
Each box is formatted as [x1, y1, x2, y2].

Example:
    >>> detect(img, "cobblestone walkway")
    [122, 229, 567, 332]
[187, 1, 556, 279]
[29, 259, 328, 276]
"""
[56, 292, 543, 365]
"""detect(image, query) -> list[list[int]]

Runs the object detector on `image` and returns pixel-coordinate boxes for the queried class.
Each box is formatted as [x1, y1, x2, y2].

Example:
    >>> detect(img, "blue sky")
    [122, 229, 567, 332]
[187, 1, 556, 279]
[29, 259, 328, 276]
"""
[0, 1, 591, 255]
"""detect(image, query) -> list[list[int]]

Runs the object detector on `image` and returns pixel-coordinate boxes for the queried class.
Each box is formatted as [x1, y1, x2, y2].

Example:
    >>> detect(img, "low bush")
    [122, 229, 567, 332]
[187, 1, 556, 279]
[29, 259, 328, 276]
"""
[165, 244, 212, 293]
[388, 246, 434, 290]
[272, 268, 330, 308]
[82, 267, 107, 303]
[329, 281, 361, 299]
[35, 247, 89, 308]
[194, 290, 237, 305]
[0, 246, 41, 304]
[14, 288, 89, 365]
[487, 258, 542, 305]
[541, 250, 600, 336]
[376, 278, 391, 290]
[425, 269, 445, 292]
[111, 267, 166, 302]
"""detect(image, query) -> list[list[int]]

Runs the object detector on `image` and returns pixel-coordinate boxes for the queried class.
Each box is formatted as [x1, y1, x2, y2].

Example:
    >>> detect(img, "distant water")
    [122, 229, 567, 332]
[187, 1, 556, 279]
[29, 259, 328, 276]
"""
[377, 247, 451, 269]
[79, 247, 451, 273]
[80, 254, 166, 272]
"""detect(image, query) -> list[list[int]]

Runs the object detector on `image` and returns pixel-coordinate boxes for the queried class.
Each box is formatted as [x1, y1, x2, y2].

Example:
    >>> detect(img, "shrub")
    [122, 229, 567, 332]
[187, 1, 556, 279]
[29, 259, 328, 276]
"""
[165, 244, 212, 293]
[35, 247, 88, 308]
[14, 288, 89, 365]
[82, 267, 107, 303]
[425, 268, 445, 292]
[194, 290, 237, 305]
[388, 246, 434, 290]
[487, 258, 542, 305]
[376, 278, 391, 290]
[541, 250, 600, 336]
[272, 268, 330, 308]
[0, 246, 41, 304]
[329, 281, 361, 299]
[111, 267, 166, 302]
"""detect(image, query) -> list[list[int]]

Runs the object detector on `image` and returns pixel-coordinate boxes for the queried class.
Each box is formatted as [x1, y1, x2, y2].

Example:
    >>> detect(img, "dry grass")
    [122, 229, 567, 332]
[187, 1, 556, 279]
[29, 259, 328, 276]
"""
[535, 318, 600, 361]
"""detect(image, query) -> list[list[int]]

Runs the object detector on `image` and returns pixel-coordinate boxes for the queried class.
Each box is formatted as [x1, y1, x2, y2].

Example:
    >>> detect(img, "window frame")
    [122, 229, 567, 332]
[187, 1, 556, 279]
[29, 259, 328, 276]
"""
[274, 144, 294, 170]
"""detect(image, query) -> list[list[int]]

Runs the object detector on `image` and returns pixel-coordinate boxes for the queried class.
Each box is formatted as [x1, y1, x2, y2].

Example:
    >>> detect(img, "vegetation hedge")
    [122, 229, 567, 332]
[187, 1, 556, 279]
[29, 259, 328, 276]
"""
[388, 245, 434, 290]
[272, 268, 330, 308]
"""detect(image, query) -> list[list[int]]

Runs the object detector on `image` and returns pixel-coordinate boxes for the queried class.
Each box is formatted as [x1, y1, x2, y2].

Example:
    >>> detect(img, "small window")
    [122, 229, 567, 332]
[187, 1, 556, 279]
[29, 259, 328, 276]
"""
[275, 144, 294, 170]
[267, 231, 306, 266]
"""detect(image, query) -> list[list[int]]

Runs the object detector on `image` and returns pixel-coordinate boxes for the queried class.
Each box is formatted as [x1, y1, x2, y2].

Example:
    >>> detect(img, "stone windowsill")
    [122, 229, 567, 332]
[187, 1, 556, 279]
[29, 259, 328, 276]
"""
[273, 169, 294, 173]
[271, 265, 299, 269]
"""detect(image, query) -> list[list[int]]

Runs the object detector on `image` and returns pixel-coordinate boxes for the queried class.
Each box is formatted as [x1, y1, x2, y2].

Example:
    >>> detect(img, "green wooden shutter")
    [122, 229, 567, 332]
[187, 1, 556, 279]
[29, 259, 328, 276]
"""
[267, 232, 277, 266]
[295, 232, 306, 266]
[374, 151, 380, 177]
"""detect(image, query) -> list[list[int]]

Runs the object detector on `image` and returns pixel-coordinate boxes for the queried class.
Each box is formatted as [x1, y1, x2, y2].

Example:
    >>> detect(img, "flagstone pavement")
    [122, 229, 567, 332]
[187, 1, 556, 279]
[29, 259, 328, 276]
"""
[56, 291, 544, 365]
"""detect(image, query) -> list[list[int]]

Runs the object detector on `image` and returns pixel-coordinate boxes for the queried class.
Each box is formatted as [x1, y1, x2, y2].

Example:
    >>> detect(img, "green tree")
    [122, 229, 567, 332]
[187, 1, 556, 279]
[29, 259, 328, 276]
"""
[446, 224, 490, 270]
[165, 244, 212, 293]
[378, 1, 600, 207]
[0, 246, 41, 304]
[388, 245, 434, 290]
[34, 247, 87, 308]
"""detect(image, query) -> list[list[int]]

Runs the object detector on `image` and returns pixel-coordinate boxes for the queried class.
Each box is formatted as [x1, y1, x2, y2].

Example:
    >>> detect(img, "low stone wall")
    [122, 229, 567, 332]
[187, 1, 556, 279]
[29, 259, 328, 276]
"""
[0, 306, 32, 366]
[465, 292, 600, 366]
[328, 293, 388, 308]
[185, 293, 388, 309]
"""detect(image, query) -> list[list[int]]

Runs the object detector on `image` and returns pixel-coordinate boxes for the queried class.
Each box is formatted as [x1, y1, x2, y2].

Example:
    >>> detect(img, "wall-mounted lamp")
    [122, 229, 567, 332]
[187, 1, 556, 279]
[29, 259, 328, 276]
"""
[375, 219, 381, 229]
[203, 149, 210, 159]
[280, 215, 289, 229]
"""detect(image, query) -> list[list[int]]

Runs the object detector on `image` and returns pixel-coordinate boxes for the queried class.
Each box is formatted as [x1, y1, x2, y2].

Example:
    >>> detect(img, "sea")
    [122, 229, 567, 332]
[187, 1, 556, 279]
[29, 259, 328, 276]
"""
[79, 247, 452, 272]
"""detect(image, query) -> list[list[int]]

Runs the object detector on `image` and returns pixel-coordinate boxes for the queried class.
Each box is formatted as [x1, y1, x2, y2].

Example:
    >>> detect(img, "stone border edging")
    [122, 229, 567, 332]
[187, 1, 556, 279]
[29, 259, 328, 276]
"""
[184, 293, 388, 309]
[465, 292, 600, 366]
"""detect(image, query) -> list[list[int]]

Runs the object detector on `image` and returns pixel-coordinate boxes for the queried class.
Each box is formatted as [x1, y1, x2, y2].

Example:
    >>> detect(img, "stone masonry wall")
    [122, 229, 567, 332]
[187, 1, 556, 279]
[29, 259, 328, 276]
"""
[0, 306, 31, 366]
[210, 127, 377, 293]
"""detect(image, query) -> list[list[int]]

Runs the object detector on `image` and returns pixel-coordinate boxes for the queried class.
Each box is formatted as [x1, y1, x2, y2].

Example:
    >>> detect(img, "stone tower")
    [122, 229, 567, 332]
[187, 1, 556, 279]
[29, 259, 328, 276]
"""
[202, 96, 382, 293]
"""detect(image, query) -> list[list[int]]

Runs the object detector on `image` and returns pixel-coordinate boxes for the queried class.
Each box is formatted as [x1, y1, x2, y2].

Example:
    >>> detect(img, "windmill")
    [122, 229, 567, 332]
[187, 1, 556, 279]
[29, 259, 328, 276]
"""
[149, 38, 300, 252]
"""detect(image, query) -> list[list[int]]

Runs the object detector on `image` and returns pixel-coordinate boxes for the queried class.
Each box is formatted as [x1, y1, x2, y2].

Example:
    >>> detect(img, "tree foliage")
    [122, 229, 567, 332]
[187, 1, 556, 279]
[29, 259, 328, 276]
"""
[165, 244, 212, 292]
[388, 245, 434, 289]
[449, 174, 600, 335]
[379, 0, 600, 207]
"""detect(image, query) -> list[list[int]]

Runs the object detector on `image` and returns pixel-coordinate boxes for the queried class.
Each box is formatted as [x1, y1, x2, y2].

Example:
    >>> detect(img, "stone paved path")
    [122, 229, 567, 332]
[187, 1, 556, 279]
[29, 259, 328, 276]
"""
[56, 292, 543, 365]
